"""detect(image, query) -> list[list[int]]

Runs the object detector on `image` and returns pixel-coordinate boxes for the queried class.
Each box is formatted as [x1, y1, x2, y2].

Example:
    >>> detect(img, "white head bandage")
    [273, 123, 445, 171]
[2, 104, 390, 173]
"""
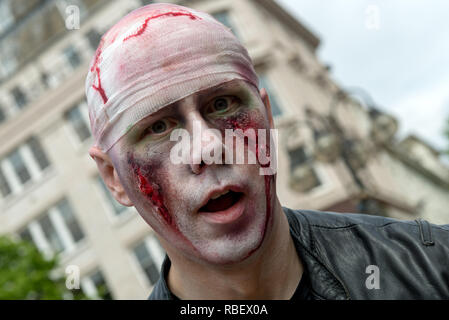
[85, 3, 259, 152]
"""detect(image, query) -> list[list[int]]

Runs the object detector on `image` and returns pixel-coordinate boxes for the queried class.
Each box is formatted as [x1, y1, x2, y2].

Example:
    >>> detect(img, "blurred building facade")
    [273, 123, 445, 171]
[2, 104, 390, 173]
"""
[0, 0, 448, 299]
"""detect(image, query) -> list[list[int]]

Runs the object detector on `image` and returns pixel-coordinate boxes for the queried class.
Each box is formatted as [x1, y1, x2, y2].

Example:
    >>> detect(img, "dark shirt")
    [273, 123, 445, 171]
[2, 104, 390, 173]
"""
[290, 268, 313, 300]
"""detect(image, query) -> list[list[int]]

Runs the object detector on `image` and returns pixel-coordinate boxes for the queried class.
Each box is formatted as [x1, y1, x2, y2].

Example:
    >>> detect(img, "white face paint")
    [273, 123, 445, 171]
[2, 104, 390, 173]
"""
[109, 80, 277, 265]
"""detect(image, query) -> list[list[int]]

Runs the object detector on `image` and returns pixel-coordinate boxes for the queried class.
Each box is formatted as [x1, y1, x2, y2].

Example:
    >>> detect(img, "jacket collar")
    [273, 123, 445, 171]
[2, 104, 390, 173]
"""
[284, 207, 350, 300]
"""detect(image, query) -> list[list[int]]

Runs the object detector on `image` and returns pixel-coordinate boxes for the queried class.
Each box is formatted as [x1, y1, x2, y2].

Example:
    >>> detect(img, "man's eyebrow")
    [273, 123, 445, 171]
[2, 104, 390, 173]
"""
[198, 81, 244, 100]
[136, 81, 246, 127]
[152, 85, 236, 113]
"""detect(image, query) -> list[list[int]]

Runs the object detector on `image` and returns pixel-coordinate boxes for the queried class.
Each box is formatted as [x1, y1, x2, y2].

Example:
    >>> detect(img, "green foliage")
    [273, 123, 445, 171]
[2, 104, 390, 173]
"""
[0, 235, 86, 300]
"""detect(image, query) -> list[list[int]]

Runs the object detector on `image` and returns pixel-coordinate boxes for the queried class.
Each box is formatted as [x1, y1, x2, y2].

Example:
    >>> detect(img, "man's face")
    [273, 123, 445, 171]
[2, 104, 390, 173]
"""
[108, 79, 275, 265]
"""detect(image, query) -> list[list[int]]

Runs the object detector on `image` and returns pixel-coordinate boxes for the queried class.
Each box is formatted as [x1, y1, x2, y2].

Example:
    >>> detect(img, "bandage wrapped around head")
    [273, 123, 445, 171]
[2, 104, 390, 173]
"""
[85, 3, 259, 152]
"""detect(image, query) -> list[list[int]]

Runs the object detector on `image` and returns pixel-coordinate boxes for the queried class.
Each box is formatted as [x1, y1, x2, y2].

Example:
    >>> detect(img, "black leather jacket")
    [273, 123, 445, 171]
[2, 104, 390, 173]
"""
[149, 207, 449, 299]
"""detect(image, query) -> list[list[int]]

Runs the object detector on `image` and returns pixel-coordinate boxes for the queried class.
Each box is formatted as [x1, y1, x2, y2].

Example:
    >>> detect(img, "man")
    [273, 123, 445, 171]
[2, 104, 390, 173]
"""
[86, 3, 449, 300]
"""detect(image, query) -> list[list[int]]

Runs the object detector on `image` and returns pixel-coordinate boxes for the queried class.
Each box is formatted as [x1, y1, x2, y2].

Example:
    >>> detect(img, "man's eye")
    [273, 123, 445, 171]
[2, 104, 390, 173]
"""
[213, 98, 229, 111]
[207, 96, 240, 115]
[140, 118, 177, 140]
[151, 120, 167, 133]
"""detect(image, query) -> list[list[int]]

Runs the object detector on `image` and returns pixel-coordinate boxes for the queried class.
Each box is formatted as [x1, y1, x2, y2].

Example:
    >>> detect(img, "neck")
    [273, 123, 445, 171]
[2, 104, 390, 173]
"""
[166, 198, 303, 299]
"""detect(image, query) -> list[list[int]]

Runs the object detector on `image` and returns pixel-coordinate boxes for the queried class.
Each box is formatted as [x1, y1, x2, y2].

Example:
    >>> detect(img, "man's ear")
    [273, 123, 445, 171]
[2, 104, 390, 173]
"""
[260, 87, 275, 130]
[89, 146, 133, 207]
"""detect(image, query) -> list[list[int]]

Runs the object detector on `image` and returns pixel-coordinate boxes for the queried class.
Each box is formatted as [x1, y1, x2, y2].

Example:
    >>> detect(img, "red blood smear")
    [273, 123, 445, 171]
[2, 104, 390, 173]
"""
[92, 67, 108, 104]
[126, 154, 199, 254]
[135, 167, 172, 225]
[223, 113, 271, 169]
[123, 11, 201, 42]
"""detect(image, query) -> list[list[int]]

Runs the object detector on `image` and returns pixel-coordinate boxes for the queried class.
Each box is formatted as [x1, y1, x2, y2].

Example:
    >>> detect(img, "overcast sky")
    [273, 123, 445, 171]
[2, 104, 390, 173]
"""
[277, 0, 449, 153]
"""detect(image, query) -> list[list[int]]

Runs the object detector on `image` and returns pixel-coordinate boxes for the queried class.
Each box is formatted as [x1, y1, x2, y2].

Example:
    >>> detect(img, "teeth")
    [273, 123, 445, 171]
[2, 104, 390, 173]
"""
[211, 190, 230, 200]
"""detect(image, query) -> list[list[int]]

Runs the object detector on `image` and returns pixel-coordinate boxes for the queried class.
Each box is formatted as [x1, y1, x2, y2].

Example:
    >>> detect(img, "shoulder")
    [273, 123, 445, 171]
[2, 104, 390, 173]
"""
[283, 207, 449, 299]
[283, 206, 448, 238]
[283, 206, 449, 254]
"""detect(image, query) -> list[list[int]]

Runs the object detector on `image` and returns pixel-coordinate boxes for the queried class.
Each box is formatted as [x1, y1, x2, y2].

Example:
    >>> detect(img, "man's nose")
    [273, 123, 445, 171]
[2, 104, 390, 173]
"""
[185, 112, 226, 175]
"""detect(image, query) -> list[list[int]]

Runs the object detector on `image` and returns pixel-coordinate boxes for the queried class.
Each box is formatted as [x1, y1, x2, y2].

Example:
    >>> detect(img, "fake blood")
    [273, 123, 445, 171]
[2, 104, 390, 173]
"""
[90, 11, 201, 104]
[218, 111, 274, 261]
[123, 11, 201, 42]
[128, 155, 172, 225]
[92, 67, 108, 104]
[219, 111, 273, 239]
[135, 167, 172, 225]
[89, 36, 109, 104]
[127, 153, 200, 254]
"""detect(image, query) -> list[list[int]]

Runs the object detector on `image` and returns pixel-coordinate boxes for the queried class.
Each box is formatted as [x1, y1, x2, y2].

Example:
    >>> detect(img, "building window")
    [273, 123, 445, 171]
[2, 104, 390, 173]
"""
[20, 198, 85, 255]
[85, 29, 102, 51]
[39, 213, 65, 253]
[57, 198, 85, 243]
[97, 176, 127, 215]
[63, 45, 81, 68]
[133, 236, 165, 286]
[0, 104, 6, 124]
[0, 136, 51, 197]
[90, 270, 112, 299]
[288, 146, 308, 171]
[27, 137, 50, 170]
[9, 149, 32, 184]
[66, 102, 91, 142]
[288, 145, 322, 192]
[258, 74, 283, 117]
[19, 227, 33, 243]
[40, 72, 49, 88]
[133, 242, 160, 285]
[0, 167, 11, 197]
[11, 87, 28, 109]
[81, 269, 113, 300]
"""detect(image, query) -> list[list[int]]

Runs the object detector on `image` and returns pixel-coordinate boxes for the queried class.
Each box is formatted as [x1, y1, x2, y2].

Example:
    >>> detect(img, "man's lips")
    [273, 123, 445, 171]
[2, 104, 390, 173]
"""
[199, 190, 242, 212]
[196, 185, 246, 224]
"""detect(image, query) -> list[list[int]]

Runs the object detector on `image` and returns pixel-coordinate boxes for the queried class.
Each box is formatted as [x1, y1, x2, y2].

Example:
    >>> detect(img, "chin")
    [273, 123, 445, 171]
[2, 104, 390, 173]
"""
[193, 215, 270, 265]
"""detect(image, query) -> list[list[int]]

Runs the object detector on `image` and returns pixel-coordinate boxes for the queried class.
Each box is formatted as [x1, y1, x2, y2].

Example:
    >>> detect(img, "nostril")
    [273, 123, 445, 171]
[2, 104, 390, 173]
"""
[191, 160, 206, 174]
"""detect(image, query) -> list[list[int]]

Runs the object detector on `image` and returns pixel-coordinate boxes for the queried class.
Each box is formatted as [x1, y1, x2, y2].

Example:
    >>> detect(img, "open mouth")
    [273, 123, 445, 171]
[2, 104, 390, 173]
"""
[199, 190, 243, 213]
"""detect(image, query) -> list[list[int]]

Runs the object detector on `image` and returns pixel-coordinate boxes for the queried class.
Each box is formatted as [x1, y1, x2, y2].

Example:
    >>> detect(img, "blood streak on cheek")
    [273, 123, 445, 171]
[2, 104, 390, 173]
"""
[126, 154, 198, 253]
[127, 155, 173, 226]
[135, 167, 172, 225]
